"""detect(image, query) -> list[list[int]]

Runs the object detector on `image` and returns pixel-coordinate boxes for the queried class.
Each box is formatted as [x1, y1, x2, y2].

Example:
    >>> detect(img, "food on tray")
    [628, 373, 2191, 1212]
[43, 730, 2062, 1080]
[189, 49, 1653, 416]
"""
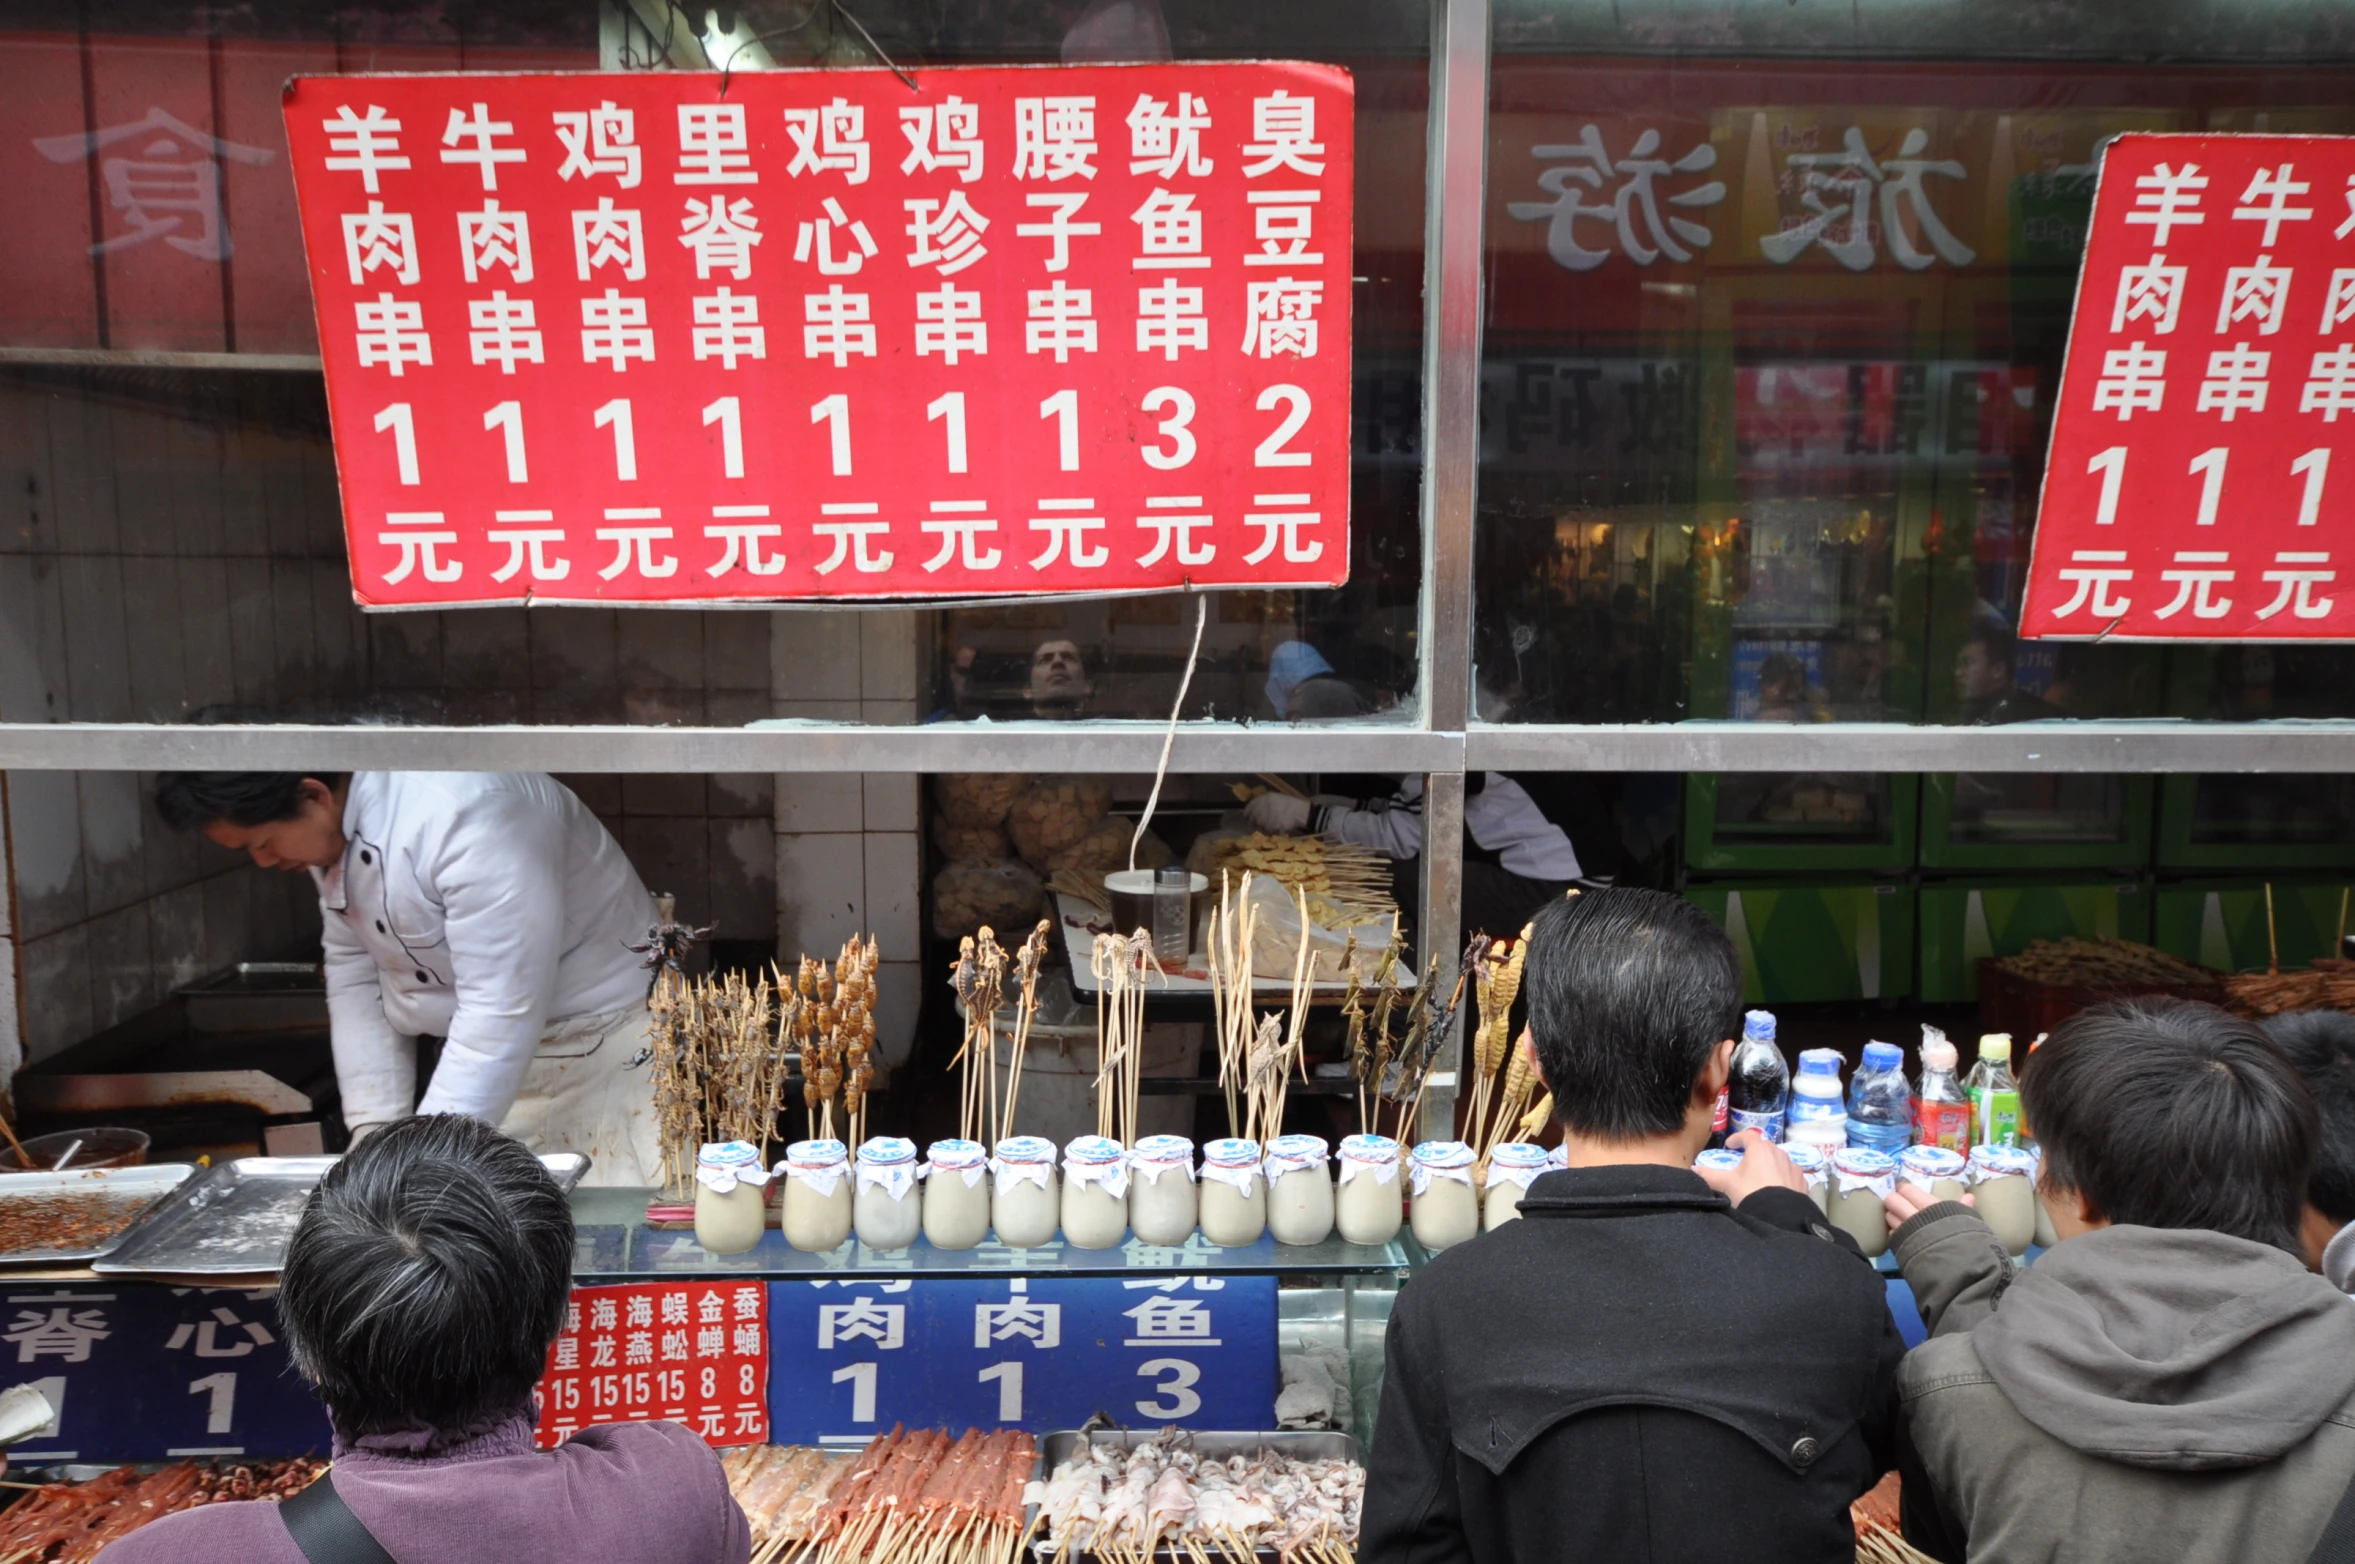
[782, 1425, 1038, 1564]
[1991, 937, 2221, 992]
[1029, 1431, 1364, 1562]
[0, 1458, 326, 1564]
[719, 1444, 856, 1558]
[1188, 833, 1396, 931]
[0, 1193, 153, 1258]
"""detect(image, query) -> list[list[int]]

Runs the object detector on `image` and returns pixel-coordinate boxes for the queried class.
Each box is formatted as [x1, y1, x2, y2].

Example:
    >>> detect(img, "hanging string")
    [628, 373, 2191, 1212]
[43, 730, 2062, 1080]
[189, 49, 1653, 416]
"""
[1129, 591, 1208, 873]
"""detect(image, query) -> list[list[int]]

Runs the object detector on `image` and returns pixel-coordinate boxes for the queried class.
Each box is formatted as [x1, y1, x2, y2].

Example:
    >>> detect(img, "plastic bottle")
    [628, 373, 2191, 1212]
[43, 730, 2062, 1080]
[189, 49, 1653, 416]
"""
[1846, 1041, 1915, 1155]
[1726, 1009, 1790, 1143]
[1913, 1028, 1974, 1153]
[1965, 1034, 2023, 1148]
[1785, 1048, 1849, 1152]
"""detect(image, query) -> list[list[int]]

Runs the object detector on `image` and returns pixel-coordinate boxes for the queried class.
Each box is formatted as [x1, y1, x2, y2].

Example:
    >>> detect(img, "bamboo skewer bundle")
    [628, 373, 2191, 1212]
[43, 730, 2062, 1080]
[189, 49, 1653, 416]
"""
[948, 930, 1011, 1147]
[997, 920, 1053, 1145]
[1207, 871, 1264, 1138]
[1092, 929, 1162, 1145]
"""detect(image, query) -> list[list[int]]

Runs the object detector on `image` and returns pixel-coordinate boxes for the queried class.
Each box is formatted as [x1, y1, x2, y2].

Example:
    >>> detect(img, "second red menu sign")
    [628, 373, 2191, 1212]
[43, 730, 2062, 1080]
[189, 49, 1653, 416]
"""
[281, 64, 1354, 607]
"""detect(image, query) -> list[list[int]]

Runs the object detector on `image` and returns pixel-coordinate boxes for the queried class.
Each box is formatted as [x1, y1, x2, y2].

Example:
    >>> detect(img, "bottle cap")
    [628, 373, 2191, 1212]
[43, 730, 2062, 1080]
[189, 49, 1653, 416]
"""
[1978, 1033, 2013, 1062]
[1921, 1035, 1958, 1071]
[1742, 1009, 1777, 1042]
[1795, 1047, 1844, 1078]
[856, 1136, 917, 1166]
[1860, 1041, 1903, 1073]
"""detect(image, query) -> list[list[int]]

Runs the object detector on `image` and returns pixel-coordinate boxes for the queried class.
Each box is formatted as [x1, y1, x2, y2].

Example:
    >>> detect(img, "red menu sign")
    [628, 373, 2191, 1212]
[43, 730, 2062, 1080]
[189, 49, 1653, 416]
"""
[279, 66, 1354, 607]
[2025, 133, 2355, 641]
[534, 1281, 770, 1449]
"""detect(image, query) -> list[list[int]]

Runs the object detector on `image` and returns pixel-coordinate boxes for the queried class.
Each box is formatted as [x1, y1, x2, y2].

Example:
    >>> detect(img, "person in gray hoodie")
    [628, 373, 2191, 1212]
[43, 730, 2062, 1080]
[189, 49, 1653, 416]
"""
[2266, 1008, 2355, 1297]
[1886, 998, 2355, 1563]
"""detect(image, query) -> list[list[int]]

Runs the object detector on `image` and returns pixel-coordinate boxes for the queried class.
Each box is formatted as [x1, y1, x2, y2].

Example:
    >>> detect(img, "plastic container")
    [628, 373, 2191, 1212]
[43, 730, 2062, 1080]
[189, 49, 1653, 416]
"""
[991, 1136, 1060, 1248]
[1336, 1134, 1404, 1245]
[1726, 1009, 1789, 1143]
[0, 1128, 149, 1172]
[1198, 1138, 1267, 1246]
[1263, 1135, 1335, 1246]
[1409, 1140, 1479, 1251]
[781, 1139, 852, 1253]
[1484, 1142, 1550, 1229]
[1127, 1134, 1198, 1245]
[1829, 1147, 1897, 1259]
[921, 1139, 991, 1250]
[693, 1141, 771, 1256]
[1152, 866, 1192, 965]
[1060, 1135, 1130, 1249]
[1914, 1028, 1974, 1153]
[1786, 1048, 1849, 1153]
[1783, 1141, 1830, 1213]
[1847, 1041, 1915, 1155]
[1693, 1148, 1746, 1176]
[1897, 1144, 1969, 1203]
[1966, 1035, 2023, 1149]
[852, 1137, 923, 1251]
[1969, 1144, 2039, 1254]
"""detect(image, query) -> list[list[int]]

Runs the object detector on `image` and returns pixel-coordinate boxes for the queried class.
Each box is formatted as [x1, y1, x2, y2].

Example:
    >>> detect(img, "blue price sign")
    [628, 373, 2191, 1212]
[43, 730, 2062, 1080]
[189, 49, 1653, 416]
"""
[0, 1284, 330, 1464]
[766, 1273, 1277, 1446]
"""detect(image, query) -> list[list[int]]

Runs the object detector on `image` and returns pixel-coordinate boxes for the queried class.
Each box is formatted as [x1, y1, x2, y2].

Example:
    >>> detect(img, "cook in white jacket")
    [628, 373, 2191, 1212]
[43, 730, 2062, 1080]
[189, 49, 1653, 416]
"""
[156, 769, 660, 1185]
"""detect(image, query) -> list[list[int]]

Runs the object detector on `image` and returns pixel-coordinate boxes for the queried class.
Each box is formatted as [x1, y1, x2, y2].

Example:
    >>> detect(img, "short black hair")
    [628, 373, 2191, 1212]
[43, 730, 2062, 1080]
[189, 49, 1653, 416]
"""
[2266, 1009, 2355, 1225]
[279, 1115, 572, 1441]
[1523, 887, 1742, 1139]
[1965, 623, 2018, 674]
[154, 772, 342, 831]
[2025, 998, 2317, 1256]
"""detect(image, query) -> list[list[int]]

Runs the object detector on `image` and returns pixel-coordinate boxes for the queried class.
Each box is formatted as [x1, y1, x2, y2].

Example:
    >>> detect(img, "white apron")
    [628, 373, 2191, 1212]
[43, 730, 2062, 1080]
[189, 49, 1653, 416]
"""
[495, 1002, 663, 1188]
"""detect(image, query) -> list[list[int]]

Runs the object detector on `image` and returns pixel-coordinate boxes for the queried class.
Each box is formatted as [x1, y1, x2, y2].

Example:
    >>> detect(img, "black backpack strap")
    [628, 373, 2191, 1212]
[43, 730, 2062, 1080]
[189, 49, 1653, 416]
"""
[279, 1469, 401, 1564]
[2310, 1468, 2355, 1564]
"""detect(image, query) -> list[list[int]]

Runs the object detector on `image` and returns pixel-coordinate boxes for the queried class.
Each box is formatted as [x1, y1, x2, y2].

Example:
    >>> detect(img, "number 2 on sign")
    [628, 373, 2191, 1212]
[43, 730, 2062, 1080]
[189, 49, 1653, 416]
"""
[831, 1361, 877, 1422]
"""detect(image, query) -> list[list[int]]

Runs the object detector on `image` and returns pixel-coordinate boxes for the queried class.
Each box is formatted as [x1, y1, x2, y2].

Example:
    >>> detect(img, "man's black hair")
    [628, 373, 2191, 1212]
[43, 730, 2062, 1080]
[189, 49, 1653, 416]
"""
[1965, 622, 2018, 676]
[1523, 886, 1742, 1139]
[2025, 998, 2318, 1256]
[2266, 1009, 2355, 1225]
[279, 1115, 572, 1440]
[154, 772, 343, 831]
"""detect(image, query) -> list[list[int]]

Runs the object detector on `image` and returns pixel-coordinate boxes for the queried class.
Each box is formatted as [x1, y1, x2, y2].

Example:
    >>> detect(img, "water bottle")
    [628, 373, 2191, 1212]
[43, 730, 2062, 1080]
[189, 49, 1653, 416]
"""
[1785, 1049, 1848, 1152]
[1726, 1009, 1790, 1143]
[1846, 1040, 1916, 1154]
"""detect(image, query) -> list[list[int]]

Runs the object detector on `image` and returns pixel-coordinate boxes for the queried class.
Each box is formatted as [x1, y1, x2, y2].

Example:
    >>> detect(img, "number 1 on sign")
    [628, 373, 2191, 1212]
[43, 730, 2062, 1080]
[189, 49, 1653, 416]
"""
[2189, 448, 2227, 527]
[2294, 448, 2330, 527]
[594, 399, 637, 482]
[190, 1371, 236, 1435]
[373, 403, 419, 485]
[485, 401, 528, 483]
[812, 395, 852, 476]
[978, 1361, 1023, 1421]
[831, 1361, 877, 1423]
[2086, 446, 2125, 527]
[928, 393, 969, 474]
[703, 396, 744, 479]
[1041, 389, 1079, 472]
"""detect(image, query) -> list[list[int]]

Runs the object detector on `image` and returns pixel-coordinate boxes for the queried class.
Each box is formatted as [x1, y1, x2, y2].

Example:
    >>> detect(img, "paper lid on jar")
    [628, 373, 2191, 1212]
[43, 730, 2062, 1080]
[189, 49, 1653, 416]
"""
[1063, 1135, 1126, 1165]
[787, 1138, 848, 1168]
[1693, 1148, 1745, 1173]
[994, 1135, 1057, 1164]
[1266, 1134, 1329, 1161]
[1831, 1147, 1897, 1178]
[1969, 1144, 2038, 1178]
[1131, 1134, 1194, 1163]
[1489, 1142, 1550, 1169]
[1338, 1133, 1400, 1163]
[1899, 1146, 1967, 1179]
[1782, 1142, 1827, 1174]
[699, 1140, 763, 1169]
[857, 1136, 918, 1165]
[926, 1138, 988, 1169]
[1202, 1137, 1262, 1166]
[1410, 1140, 1475, 1169]
[1547, 1143, 1569, 1167]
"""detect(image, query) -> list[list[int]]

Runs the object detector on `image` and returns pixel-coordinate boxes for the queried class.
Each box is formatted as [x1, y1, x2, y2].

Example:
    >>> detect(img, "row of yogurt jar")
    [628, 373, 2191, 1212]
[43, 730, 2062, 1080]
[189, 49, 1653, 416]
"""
[1694, 1142, 2051, 1260]
[693, 1133, 1572, 1256]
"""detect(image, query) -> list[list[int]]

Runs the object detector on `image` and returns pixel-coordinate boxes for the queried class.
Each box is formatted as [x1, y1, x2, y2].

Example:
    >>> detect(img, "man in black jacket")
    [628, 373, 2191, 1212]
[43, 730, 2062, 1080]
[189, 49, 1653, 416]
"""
[1361, 887, 1903, 1564]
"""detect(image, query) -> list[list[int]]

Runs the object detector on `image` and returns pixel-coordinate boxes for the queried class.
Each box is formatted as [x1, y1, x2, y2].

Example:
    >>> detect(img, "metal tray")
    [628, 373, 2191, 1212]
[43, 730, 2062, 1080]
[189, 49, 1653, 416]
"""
[1028, 1430, 1361, 1563]
[95, 1151, 592, 1276]
[0, 1163, 198, 1265]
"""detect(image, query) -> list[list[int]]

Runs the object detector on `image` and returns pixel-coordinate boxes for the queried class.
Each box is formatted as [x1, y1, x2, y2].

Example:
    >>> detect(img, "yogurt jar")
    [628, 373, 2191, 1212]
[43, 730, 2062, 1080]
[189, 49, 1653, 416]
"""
[1783, 1141, 1830, 1214]
[1409, 1140, 1480, 1251]
[1060, 1136, 1131, 1250]
[1198, 1138, 1267, 1247]
[781, 1139, 853, 1253]
[1127, 1135, 1198, 1245]
[1828, 1147, 1897, 1259]
[1484, 1142, 1550, 1229]
[1263, 1135, 1335, 1246]
[852, 1137, 922, 1251]
[991, 1136, 1061, 1248]
[1336, 1134, 1404, 1245]
[693, 1140, 771, 1256]
[921, 1139, 991, 1250]
[1969, 1144, 2040, 1255]
[1897, 1145, 1969, 1205]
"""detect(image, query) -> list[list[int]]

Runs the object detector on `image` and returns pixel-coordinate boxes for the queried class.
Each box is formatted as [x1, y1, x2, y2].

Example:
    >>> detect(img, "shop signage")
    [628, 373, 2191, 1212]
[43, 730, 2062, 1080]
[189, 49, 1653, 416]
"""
[0, 1285, 329, 1464]
[2025, 133, 2355, 641]
[535, 1280, 771, 1448]
[762, 1273, 1276, 1446]
[278, 66, 1354, 607]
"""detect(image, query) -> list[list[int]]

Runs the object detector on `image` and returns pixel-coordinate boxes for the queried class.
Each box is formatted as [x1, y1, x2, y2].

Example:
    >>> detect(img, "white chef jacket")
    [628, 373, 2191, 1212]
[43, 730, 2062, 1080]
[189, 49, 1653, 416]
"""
[1310, 774, 1584, 883]
[311, 772, 657, 1131]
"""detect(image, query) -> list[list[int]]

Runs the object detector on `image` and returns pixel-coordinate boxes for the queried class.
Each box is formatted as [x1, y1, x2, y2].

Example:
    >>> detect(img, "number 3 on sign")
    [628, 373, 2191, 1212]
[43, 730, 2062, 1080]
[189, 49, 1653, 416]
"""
[1134, 1358, 1202, 1419]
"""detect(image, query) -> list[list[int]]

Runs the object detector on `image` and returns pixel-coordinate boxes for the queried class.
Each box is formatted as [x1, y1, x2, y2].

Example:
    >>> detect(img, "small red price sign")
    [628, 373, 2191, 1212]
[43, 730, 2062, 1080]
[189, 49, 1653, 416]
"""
[535, 1281, 770, 1449]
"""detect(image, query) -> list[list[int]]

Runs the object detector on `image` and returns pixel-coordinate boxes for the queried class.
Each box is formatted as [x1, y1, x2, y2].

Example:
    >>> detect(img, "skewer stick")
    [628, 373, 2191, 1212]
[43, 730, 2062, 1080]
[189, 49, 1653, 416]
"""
[2267, 881, 2281, 975]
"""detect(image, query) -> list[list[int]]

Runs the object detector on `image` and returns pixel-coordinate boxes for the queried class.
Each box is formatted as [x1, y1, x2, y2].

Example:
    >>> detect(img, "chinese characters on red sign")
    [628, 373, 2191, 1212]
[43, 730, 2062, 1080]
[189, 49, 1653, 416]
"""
[2025, 133, 2354, 641]
[278, 66, 1354, 607]
[534, 1281, 769, 1449]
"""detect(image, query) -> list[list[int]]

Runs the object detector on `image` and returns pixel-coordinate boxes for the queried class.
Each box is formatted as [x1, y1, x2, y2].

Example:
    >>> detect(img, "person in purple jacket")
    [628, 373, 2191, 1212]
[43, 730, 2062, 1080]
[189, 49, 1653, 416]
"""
[98, 1115, 749, 1564]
